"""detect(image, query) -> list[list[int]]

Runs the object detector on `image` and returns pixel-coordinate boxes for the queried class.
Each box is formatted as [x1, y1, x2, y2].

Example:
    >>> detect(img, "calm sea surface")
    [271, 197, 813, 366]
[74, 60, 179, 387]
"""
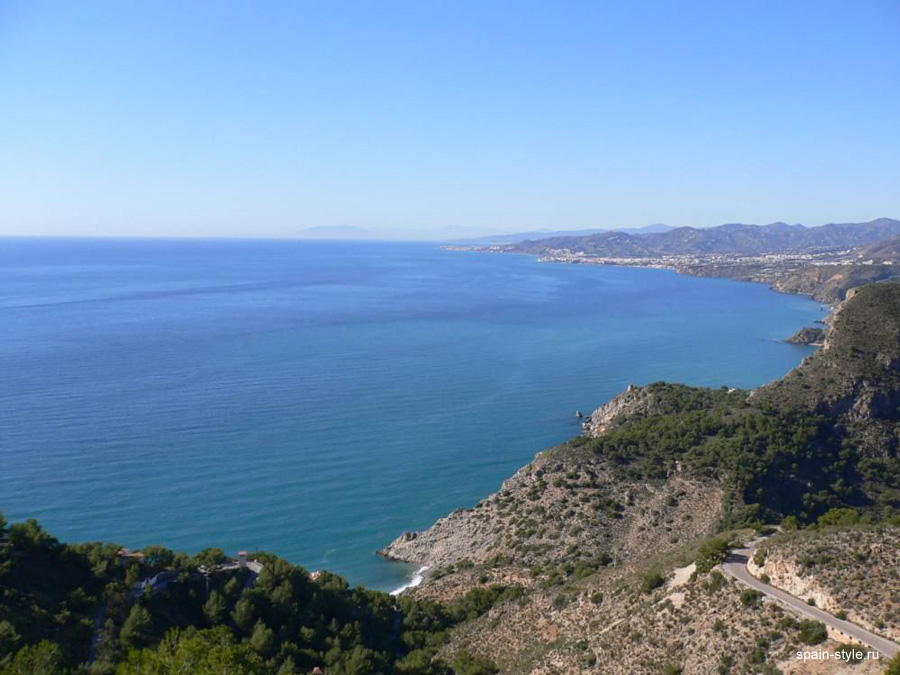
[0, 238, 825, 590]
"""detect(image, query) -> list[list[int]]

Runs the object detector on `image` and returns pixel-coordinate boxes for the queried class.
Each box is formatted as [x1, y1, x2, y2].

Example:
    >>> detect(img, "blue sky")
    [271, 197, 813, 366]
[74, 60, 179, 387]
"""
[1, 0, 898, 238]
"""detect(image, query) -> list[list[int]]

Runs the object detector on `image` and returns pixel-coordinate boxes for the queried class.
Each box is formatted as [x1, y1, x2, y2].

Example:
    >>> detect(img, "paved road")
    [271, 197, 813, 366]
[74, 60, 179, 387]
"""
[722, 546, 899, 659]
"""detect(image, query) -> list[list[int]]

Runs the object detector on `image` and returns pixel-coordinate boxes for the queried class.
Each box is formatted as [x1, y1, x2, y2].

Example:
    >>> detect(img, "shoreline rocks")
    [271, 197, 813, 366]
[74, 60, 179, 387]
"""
[785, 326, 826, 346]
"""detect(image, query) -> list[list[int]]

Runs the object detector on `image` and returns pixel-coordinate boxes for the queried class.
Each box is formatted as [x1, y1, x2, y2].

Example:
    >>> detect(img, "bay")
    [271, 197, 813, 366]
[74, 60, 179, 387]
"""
[0, 238, 824, 590]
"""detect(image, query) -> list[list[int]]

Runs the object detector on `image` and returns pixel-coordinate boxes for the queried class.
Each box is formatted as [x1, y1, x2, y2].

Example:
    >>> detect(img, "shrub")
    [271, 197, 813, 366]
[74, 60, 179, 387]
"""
[797, 619, 827, 645]
[884, 652, 900, 675]
[740, 589, 763, 608]
[817, 507, 859, 528]
[696, 536, 731, 573]
[452, 649, 500, 675]
[781, 515, 800, 530]
[640, 571, 666, 593]
[573, 562, 596, 579]
[752, 548, 767, 567]
[706, 570, 725, 594]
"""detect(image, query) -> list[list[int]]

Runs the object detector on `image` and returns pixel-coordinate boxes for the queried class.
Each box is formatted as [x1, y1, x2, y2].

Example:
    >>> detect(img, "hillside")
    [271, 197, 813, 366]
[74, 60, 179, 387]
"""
[751, 527, 900, 642]
[388, 283, 900, 571]
[382, 282, 900, 673]
[457, 218, 900, 305]
[506, 219, 900, 258]
[0, 515, 507, 674]
[856, 235, 900, 264]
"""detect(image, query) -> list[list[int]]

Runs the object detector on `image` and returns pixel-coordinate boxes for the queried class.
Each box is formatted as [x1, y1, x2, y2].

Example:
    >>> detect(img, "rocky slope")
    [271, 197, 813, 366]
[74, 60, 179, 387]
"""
[786, 327, 827, 346]
[750, 528, 900, 642]
[383, 282, 900, 673]
[437, 556, 892, 674]
[379, 453, 723, 576]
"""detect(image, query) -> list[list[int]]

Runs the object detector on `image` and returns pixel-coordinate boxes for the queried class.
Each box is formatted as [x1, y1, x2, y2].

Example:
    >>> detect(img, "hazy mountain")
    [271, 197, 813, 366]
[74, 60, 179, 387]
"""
[454, 224, 676, 245]
[507, 218, 900, 256]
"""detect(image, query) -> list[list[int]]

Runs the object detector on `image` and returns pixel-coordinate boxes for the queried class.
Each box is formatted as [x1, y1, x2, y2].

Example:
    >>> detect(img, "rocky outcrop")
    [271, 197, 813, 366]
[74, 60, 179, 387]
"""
[748, 552, 839, 613]
[786, 327, 826, 345]
[580, 383, 658, 436]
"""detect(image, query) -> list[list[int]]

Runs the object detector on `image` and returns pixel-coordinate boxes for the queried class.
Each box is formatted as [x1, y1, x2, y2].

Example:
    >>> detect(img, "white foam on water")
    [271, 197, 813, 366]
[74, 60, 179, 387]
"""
[390, 566, 429, 596]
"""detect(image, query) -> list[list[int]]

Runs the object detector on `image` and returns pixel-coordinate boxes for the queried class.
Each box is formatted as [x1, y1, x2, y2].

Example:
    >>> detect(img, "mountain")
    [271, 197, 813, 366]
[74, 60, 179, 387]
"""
[507, 218, 900, 257]
[615, 223, 679, 235]
[452, 224, 677, 246]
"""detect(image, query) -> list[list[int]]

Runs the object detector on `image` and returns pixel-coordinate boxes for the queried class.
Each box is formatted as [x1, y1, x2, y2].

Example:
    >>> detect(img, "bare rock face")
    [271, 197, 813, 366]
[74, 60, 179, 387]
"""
[580, 384, 659, 436]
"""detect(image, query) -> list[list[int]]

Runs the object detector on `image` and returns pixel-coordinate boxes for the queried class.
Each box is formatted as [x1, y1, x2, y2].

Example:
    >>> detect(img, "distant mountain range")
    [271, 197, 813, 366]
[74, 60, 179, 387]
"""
[505, 218, 900, 257]
[452, 224, 676, 245]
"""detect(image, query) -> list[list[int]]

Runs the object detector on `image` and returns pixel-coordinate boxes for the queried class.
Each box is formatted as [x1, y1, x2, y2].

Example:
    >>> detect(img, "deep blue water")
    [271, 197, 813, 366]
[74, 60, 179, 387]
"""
[0, 238, 825, 590]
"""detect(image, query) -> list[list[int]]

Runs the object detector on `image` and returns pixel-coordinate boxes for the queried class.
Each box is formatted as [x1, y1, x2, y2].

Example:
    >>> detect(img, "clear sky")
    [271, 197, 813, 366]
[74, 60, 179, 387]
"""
[1, 1, 899, 238]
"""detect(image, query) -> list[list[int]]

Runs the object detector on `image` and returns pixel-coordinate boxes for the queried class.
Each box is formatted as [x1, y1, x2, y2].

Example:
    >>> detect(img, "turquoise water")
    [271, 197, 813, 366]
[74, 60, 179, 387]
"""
[0, 238, 825, 590]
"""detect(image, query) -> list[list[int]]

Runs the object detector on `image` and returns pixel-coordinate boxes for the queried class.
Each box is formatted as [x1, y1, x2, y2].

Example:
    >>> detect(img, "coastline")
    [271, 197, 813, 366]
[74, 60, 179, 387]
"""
[389, 565, 430, 595]
[441, 244, 873, 309]
[383, 249, 832, 589]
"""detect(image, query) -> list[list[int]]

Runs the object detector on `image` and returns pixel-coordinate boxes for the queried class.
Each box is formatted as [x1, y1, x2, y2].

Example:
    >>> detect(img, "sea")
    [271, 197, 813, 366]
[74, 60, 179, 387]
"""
[0, 238, 826, 591]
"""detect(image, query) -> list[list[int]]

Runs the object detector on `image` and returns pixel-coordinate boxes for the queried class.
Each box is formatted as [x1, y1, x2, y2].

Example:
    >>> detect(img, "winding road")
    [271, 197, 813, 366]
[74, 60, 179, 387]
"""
[722, 545, 899, 659]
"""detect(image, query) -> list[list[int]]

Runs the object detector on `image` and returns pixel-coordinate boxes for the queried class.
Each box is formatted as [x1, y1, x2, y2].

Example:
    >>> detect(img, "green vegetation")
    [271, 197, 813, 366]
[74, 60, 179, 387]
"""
[816, 507, 859, 528]
[555, 284, 900, 529]
[0, 515, 521, 674]
[796, 619, 827, 645]
[885, 652, 900, 675]
[739, 590, 762, 608]
[695, 536, 730, 573]
[450, 649, 498, 675]
[569, 389, 864, 525]
[640, 570, 666, 593]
